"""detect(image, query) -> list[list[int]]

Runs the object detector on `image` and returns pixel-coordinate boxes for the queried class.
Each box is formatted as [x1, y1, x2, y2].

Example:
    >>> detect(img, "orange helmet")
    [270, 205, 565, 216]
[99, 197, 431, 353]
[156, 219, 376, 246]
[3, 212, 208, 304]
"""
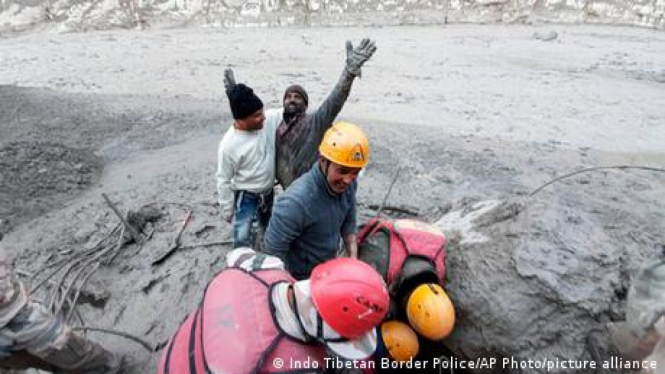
[311, 258, 389, 339]
[380, 320, 420, 362]
[407, 283, 455, 340]
[318, 122, 369, 168]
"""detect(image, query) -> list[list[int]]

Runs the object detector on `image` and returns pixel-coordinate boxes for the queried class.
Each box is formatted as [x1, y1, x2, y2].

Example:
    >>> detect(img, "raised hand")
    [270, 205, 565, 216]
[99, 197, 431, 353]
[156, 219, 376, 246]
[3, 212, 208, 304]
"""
[223, 68, 237, 94]
[345, 38, 377, 77]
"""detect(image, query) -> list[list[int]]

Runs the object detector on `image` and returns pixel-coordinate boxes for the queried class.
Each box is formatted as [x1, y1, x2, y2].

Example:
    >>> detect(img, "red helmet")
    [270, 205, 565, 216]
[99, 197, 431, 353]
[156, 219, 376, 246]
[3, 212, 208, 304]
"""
[310, 258, 389, 339]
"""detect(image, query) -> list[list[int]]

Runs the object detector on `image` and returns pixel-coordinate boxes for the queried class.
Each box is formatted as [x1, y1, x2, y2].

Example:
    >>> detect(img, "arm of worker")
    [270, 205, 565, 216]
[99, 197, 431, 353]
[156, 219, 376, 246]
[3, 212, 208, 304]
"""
[343, 233, 358, 259]
[606, 321, 661, 361]
[226, 247, 285, 271]
[628, 259, 665, 336]
[263, 195, 307, 263]
[223, 68, 236, 96]
[310, 38, 377, 134]
[341, 190, 359, 259]
[216, 145, 235, 223]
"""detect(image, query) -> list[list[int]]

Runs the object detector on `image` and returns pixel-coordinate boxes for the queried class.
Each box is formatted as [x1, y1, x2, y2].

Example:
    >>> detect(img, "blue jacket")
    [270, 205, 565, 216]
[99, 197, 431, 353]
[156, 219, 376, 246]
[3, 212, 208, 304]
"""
[264, 163, 357, 280]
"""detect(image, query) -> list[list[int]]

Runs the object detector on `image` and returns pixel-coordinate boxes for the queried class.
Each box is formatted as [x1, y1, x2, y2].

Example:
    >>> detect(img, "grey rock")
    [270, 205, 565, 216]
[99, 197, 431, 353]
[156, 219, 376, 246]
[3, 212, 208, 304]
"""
[533, 31, 558, 42]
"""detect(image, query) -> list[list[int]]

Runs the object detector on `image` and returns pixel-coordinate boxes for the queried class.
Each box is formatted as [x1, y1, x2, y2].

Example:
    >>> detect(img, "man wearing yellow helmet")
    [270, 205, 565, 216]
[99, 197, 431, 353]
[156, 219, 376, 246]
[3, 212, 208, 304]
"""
[276, 39, 376, 190]
[263, 122, 369, 280]
[378, 320, 420, 363]
[406, 283, 455, 341]
[357, 218, 458, 372]
[222, 38, 377, 191]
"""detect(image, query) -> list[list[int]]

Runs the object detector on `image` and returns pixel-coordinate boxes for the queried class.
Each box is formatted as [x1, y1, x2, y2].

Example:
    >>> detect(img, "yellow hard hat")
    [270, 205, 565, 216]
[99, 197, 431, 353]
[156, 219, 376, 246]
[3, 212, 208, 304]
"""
[381, 320, 420, 362]
[406, 283, 455, 340]
[318, 121, 369, 168]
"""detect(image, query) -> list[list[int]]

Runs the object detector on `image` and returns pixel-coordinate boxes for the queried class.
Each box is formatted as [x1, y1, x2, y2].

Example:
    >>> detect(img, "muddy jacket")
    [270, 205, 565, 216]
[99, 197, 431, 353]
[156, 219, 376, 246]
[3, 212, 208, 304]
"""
[0, 254, 27, 328]
[276, 68, 359, 189]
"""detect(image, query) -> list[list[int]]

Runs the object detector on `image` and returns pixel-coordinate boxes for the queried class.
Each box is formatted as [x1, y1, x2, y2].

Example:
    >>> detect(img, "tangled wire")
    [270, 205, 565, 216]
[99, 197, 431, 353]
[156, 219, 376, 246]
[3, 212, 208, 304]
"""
[19, 196, 158, 351]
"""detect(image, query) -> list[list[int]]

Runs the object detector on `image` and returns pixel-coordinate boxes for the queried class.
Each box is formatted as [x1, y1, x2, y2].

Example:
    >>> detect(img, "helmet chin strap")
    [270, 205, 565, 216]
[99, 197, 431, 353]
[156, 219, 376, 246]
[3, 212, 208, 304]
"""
[319, 160, 339, 196]
[320, 159, 330, 177]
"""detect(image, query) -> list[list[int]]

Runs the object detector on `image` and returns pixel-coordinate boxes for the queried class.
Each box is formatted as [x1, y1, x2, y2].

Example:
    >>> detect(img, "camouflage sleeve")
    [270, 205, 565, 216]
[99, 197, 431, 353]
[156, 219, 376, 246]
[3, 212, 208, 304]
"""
[0, 256, 10, 305]
[0, 255, 28, 328]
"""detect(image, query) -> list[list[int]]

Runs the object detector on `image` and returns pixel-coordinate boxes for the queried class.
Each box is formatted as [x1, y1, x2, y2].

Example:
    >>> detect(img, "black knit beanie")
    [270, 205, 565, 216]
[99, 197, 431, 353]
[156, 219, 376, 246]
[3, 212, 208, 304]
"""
[228, 83, 264, 120]
[283, 85, 309, 106]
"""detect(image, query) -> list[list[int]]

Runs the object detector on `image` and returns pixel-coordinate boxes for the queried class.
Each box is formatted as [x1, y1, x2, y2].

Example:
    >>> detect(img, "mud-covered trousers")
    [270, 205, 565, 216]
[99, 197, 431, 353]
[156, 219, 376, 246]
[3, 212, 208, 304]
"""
[0, 300, 121, 373]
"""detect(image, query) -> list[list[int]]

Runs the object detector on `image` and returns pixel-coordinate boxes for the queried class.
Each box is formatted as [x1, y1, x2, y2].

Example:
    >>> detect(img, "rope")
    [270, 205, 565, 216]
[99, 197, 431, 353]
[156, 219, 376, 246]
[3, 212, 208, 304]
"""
[529, 165, 665, 197]
[72, 327, 154, 351]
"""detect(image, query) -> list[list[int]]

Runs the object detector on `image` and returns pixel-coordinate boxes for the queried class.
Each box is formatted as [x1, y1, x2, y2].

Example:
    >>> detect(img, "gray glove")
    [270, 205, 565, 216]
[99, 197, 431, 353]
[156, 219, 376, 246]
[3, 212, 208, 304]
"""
[223, 68, 236, 95]
[345, 38, 377, 78]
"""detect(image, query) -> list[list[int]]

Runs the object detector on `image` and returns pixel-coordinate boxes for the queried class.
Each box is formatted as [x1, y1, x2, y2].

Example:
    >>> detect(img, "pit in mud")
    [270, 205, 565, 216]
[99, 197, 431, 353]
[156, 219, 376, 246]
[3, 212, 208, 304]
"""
[0, 141, 103, 236]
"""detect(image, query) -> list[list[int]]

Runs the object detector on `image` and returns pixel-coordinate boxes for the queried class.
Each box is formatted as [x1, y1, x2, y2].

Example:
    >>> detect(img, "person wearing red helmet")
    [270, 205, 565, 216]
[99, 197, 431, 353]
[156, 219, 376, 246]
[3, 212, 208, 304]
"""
[157, 250, 389, 374]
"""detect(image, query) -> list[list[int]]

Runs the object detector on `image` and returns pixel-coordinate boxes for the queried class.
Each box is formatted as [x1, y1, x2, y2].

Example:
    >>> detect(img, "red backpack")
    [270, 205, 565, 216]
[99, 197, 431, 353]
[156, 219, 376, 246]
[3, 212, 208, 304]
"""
[357, 218, 447, 295]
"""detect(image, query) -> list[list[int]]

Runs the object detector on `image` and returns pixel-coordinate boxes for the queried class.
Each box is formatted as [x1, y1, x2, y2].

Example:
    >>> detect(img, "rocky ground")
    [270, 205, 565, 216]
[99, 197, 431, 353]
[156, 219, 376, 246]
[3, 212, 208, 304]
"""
[1, 24, 664, 373]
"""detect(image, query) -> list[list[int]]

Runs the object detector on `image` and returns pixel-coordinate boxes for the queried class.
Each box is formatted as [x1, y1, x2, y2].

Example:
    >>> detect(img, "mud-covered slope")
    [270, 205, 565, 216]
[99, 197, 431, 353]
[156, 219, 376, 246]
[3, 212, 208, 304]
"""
[1, 25, 664, 373]
[1, 0, 664, 33]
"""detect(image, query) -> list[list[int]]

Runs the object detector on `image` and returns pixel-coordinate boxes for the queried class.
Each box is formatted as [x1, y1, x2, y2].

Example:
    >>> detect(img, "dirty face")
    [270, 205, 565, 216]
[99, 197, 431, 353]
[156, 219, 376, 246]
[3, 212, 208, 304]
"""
[236, 108, 266, 131]
[283, 92, 307, 115]
[322, 159, 361, 194]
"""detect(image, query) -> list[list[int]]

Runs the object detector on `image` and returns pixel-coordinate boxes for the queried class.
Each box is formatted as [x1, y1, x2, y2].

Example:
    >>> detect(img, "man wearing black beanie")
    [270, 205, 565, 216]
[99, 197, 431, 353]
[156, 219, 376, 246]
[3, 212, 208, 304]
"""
[227, 83, 264, 122]
[217, 80, 281, 249]
[224, 38, 377, 190]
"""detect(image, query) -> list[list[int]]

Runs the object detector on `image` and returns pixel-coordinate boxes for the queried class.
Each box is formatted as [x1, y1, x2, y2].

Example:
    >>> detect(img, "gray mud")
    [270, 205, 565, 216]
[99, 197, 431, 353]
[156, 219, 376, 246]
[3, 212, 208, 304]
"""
[1, 25, 664, 373]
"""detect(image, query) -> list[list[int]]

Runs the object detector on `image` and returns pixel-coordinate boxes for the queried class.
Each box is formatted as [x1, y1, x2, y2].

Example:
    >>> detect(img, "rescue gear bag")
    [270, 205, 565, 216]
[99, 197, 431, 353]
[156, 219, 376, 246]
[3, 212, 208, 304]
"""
[357, 218, 447, 294]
